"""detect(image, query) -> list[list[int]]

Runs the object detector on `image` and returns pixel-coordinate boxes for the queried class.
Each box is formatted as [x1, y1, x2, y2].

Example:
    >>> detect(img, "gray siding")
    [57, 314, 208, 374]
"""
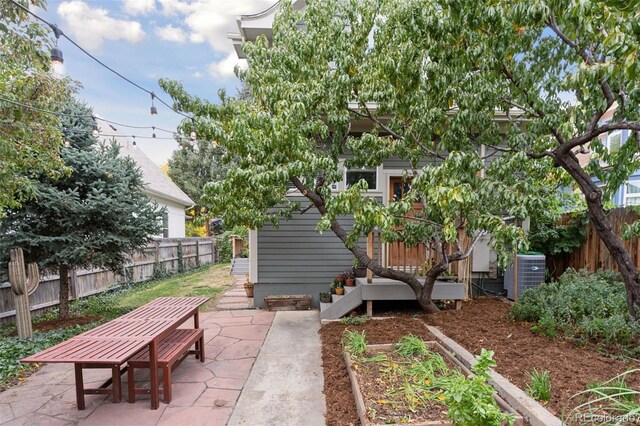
[256, 198, 357, 308]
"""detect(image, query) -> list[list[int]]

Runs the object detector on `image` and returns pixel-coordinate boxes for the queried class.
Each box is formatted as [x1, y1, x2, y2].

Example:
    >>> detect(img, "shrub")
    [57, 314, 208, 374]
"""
[510, 269, 639, 352]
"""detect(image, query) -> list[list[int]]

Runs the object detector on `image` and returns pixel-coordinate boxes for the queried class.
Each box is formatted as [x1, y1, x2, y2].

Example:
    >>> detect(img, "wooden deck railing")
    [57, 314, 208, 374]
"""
[366, 230, 469, 287]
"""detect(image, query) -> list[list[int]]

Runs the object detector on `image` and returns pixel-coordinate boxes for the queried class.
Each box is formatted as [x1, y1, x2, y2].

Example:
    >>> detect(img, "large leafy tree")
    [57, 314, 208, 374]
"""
[0, 0, 73, 214]
[0, 100, 164, 318]
[161, 0, 568, 313]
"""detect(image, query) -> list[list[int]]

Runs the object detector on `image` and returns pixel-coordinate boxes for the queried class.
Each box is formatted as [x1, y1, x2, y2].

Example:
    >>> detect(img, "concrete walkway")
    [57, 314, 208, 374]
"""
[228, 311, 325, 426]
[0, 279, 326, 425]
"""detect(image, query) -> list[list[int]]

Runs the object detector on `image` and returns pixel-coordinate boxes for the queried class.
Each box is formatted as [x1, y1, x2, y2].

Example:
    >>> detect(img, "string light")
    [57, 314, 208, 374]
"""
[91, 117, 99, 137]
[190, 119, 196, 140]
[132, 136, 136, 146]
[49, 23, 64, 65]
[0, 96, 177, 135]
[150, 93, 157, 117]
[152, 126, 156, 138]
[7, 0, 196, 121]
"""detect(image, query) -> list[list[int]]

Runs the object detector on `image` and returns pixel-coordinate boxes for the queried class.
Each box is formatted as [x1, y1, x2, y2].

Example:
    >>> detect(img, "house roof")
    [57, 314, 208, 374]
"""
[228, 0, 305, 59]
[116, 139, 194, 207]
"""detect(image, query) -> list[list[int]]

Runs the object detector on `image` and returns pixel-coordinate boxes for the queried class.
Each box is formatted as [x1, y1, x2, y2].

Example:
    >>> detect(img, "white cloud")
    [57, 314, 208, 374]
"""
[123, 0, 156, 15]
[155, 24, 187, 43]
[157, 0, 275, 52]
[57, 1, 145, 50]
[192, 71, 204, 79]
[208, 51, 246, 80]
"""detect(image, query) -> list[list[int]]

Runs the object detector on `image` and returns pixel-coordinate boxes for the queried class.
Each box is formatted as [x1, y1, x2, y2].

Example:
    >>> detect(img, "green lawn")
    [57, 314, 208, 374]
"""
[116, 263, 232, 311]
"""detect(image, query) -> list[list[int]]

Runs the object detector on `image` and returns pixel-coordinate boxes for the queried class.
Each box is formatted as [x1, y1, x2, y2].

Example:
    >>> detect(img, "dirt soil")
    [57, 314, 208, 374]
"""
[319, 298, 640, 426]
[8, 316, 102, 336]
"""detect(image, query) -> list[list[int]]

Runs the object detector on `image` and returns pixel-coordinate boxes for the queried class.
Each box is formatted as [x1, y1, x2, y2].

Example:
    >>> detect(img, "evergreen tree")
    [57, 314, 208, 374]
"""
[0, 100, 164, 318]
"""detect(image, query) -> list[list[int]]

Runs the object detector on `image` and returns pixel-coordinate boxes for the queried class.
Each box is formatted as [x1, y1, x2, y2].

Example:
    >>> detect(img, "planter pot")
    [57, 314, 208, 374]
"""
[319, 292, 332, 303]
[353, 266, 367, 278]
[335, 287, 345, 295]
[345, 278, 355, 286]
[244, 283, 254, 298]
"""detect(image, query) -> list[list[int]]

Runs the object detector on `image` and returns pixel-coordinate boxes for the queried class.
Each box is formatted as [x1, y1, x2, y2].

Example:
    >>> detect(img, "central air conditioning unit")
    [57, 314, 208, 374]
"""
[504, 254, 546, 300]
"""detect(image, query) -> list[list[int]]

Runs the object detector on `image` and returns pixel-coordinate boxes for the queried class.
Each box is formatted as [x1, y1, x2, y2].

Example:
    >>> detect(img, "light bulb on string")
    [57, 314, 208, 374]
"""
[190, 126, 196, 141]
[152, 126, 156, 138]
[91, 117, 99, 137]
[150, 92, 157, 116]
[49, 23, 64, 65]
[132, 136, 136, 146]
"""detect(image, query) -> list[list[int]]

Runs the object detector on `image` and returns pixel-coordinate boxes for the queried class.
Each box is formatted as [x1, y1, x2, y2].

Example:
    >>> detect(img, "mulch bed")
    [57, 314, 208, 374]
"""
[320, 298, 640, 426]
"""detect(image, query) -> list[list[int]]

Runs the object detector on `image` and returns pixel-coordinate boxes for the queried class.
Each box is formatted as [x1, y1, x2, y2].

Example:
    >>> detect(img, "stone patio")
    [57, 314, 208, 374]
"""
[0, 299, 273, 425]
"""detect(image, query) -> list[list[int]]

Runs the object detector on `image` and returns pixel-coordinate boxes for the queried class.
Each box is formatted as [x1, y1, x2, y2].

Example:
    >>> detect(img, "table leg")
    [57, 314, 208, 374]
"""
[111, 365, 121, 403]
[194, 310, 201, 357]
[74, 364, 85, 410]
[149, 340, 159, 409]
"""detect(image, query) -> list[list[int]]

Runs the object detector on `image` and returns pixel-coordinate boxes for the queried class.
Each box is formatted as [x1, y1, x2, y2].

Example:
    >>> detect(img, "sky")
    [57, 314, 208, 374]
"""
[35, 0, 276, 165]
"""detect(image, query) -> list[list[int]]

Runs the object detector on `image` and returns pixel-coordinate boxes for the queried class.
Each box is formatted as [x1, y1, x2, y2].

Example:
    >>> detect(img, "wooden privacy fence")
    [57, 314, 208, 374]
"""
[551, 208, 640, 278]
[0, 238, 215, 323]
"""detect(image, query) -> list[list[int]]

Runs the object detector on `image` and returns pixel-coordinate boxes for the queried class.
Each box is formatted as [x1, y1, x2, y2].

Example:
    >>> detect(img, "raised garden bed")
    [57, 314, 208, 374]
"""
[320, 301, 640, 426]
[343, 338, 524, 425]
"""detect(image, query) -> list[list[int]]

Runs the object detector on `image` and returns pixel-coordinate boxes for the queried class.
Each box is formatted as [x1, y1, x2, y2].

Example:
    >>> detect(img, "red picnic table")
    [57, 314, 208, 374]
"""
[22, 296, 209, 410]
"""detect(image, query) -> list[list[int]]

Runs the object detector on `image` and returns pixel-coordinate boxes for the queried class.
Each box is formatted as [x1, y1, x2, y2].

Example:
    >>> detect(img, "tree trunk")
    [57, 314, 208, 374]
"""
[59, 264, 70, 319]
[557, 153, 640, 319]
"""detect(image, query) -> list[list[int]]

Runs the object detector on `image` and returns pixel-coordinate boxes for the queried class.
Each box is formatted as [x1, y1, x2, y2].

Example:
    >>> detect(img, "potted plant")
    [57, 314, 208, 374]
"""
[244, 276, 254, 298]
[343, 270, 355, 286]
[319, 291, 332, 303]
[352, 259, 367, 278]
[334, 281, 344, 295]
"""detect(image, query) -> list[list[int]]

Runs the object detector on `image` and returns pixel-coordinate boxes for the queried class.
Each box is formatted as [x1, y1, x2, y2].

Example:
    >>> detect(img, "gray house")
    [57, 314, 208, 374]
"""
[229, 1, 502, 318]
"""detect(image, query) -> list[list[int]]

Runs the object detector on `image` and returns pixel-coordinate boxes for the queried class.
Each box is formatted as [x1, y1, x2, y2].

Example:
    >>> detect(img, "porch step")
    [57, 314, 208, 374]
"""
[320, 284, 363, 321]
[319, 302, 332, 312]
[332, 295, 343, 303]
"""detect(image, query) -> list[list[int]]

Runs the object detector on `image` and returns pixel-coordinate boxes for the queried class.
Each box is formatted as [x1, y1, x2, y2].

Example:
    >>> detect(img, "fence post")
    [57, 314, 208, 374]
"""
[195, 238, 201, 267]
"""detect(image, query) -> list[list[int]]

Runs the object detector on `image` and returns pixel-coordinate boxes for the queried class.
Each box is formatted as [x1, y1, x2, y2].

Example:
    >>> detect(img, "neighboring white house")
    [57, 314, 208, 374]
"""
[117, 139, 194, 238]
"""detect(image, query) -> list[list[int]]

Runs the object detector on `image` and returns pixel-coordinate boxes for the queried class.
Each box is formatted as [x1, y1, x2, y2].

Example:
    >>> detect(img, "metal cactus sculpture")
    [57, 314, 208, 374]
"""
[8, 248, 40, 338]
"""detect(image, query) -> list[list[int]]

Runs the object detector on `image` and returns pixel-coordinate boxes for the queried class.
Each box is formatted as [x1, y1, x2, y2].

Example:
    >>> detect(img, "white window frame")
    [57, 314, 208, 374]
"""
[624, 180, 640, 206]
[607, 131, 622, 153]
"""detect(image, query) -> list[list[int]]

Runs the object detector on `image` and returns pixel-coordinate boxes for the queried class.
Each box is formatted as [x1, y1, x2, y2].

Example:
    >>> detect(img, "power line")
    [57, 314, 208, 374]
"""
[7, 0, 195, 121]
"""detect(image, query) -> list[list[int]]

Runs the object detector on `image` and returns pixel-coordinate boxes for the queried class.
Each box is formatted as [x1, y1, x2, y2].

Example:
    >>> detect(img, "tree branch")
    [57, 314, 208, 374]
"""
[546, 13, 615, 131]
[562, 121, 640, 152]
[449, 230, 486, 262]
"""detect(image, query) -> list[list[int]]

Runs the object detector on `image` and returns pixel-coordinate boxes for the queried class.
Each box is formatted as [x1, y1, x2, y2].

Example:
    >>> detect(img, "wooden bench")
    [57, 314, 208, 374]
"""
[127, 328, 205, 404]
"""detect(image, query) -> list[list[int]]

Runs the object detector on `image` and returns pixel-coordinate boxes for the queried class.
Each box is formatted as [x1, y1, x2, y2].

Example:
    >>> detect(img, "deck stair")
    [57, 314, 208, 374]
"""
[319, 284, 363, 320]
[230, 258, 249, 276]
